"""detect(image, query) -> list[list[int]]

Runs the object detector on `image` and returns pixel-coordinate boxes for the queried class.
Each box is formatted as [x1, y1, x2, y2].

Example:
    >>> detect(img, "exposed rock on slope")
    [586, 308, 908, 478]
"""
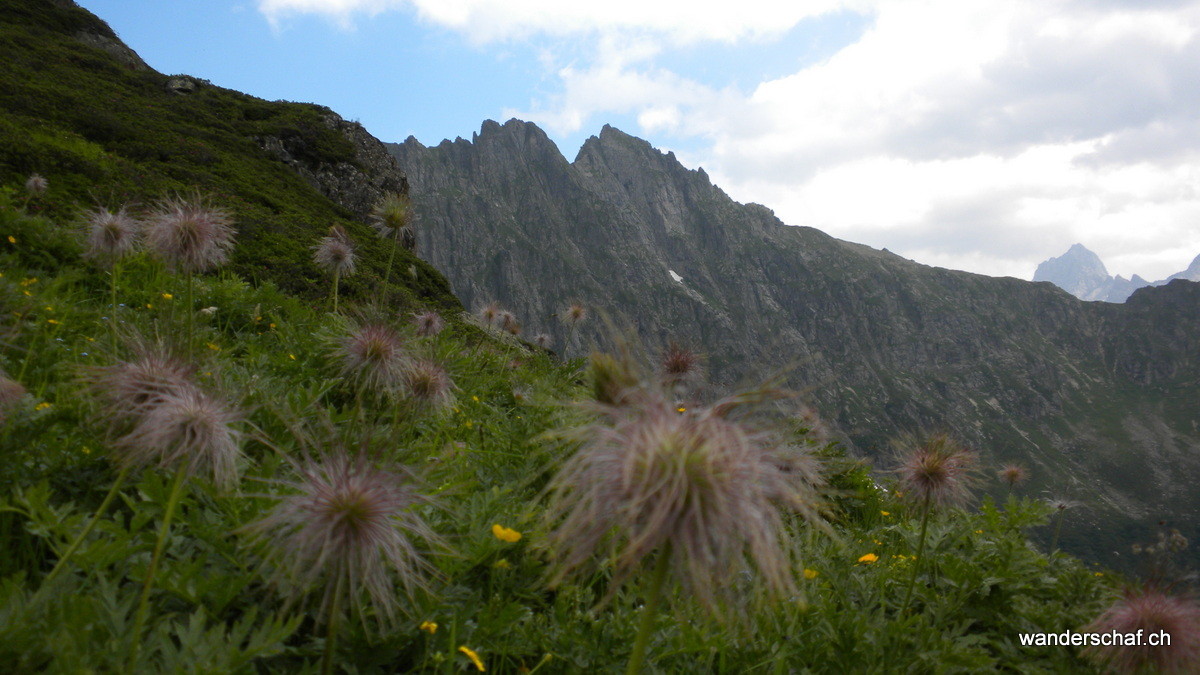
[389, 120, 1200, 566]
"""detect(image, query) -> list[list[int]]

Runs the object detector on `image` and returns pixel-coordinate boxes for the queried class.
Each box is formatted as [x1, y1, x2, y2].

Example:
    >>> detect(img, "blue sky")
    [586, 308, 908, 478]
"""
[75, 1, 1200, 282]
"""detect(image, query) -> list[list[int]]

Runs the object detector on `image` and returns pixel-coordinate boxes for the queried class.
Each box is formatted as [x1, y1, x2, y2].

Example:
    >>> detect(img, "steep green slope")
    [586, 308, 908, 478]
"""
[0, 0, 455, 312]
[390, 121, 1200, 568]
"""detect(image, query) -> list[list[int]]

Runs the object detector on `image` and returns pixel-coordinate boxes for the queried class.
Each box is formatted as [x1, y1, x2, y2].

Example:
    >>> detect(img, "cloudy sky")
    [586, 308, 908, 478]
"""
[78, 0, 1200, 281]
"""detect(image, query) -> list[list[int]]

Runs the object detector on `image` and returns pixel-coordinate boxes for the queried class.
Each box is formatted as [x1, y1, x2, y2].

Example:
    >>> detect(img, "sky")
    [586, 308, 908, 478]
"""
[75, 0, 1200, 281]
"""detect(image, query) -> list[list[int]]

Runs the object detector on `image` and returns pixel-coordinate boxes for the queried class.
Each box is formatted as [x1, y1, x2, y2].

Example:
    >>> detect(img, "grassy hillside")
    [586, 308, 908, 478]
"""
[0, 190, 1121, 673]
[0, 0, 454, 311]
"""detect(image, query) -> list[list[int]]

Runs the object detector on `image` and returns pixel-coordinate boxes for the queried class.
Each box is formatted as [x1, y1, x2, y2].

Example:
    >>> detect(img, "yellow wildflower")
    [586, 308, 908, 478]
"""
[81, 446, 92, 455]
[7, 236, 14, 244]
[492, 524, 522, 543]
[145, 303, 153, 309]
[288, 354, 296, 360]
[269, 322, 276, 329]
[1095, 572, 1104, 577]
[464, 420, 473, 428]
[975, 529, 983, 534]
[459, 646, 485, 672]
[677, 407, 686, 413]
[161, 293, 173, 300]
[880, 510, 890, 516]
[857, 553, 879, 564]
[47, 318, 60, 325]
[873, 540, 882, 546]
[20, 277, 37, 286]
[35, 402, 52, 411]
[803, 568, 819, 580]
[206, 342, 220, 351]
[419, 621, 437, 634]
[494, 559, 511, 570]
[472, 395, 480, 402]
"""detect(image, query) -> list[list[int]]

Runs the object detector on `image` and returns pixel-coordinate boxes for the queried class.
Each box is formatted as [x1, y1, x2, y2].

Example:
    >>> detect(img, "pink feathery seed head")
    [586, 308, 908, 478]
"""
[145, 193, 236, 274]
[895, 433, 976, 508]
[312, 227, 357, 277]
[544, 385, 825, 613]
[533, 333, 551, 349]
[478, 302, 500, 327]
[498, 310, 521, 335]
[115, 387, 243, 489]
[245, 452, 442, 628]
[1084, 587, 1200, 674]
[412, 311, 444, 337]
[562, 302, 587, 327]
[335, 321, 409, 394]
[659, 340, 704, 387]
[403, 359, 455, 410]
[24, 173, 47, 196]
[998, 463, 1029, 487]
[82, 205, 141, 264]
[0, 372, 26, 423]
[88, 345, 196, 422]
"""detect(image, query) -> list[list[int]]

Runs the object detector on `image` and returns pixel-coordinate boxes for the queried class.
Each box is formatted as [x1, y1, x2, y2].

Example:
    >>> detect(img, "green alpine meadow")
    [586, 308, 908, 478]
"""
[1, 1, 1198, 673]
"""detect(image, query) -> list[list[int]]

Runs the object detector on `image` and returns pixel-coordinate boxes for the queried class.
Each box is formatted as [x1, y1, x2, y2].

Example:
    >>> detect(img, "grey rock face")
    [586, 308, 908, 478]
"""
[388, 119, 1200, 567]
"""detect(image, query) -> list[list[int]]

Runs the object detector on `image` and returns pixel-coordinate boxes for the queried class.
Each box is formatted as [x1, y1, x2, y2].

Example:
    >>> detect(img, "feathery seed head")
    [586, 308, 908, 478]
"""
[115, 387, 243, 488]
[0, 371, 26, 424]
[998, 463, 1029, 487]
[82, 205, 140, 264]
[145, 194, 236, 273]
[895, 433, 976, 508]
[412, 311, 445, 337]
[369, 193, 415, 250]
[403, 359, 455, 411]
[88, 346, 196, 422]
[533, 333, 551, 349]
[1047, 498, 1079, 512]
[335, 321, 409, 394]
[477, 302, 500, 327]
[544, 384, 825, 612]
[312, 226, 357, 277]
[562, 303, 587, 326]
[659, 340, 704, 388]
[24, 173, 48, 196]
[1084, 587, 1200, 674]
[245, 452, 441, 629]
[497, 310, 520, 335]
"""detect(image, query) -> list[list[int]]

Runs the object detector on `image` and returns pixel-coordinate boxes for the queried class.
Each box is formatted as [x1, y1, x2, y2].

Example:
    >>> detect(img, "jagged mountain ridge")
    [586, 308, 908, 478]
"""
[1033, 243, 1200, 303]
[389, 120, 1200, 565]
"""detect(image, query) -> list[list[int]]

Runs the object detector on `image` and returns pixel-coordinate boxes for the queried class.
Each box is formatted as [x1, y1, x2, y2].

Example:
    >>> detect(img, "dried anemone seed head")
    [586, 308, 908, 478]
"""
[895, 433, 976, 508]
[83, 205, 140, 264]
[88, 346, 196, 422]
[403, 359, 455, 410]
[244, 452, 442, 629]
[25, 173, 48, 196]
[497, 310, 520, 335]
[412, 311, 444, 337]
[544, 385, 825, 612]
[562, 302, 587, 326]
[312, 225, 357, 277]
[145, 194, 236, 273]
[0, 371, 26, 423]
[533, 333, 552, 349]
[369, 192, 416, 251]
[335, 321, 409, 394]
[997, 463, 1029, 487]
[659, 340, 703, 388]
[477, 302, 500, 327]
[1083, 587, 1200, 674]
[115, 387, 243, 489]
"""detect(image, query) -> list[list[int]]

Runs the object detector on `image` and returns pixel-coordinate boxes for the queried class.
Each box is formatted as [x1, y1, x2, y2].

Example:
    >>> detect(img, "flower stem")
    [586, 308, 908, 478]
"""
[109, 262, 120, 350]
[37, 465, 132, 596]
[383, 234, 398, 289]
[332, 271, 340, 314]
[321, 574, 345, 675]
[129, 466, 188, 669]
[626, 542, 672, 675]
[1050, 509, 1065, 555]
[185, 272, 195, 359]
[900, 496, 932, 615]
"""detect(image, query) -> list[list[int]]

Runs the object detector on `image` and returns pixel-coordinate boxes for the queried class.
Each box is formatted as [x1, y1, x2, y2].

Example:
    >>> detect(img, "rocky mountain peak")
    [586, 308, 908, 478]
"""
[1034, 244, 1200, 302]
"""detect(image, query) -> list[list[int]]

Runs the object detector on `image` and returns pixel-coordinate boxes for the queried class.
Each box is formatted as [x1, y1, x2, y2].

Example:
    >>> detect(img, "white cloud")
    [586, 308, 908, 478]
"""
[262, 0, 1200, 281]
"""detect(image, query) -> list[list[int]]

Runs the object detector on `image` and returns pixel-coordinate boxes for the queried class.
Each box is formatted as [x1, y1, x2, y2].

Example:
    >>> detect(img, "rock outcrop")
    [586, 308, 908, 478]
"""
[1034, 244, 1200, 302]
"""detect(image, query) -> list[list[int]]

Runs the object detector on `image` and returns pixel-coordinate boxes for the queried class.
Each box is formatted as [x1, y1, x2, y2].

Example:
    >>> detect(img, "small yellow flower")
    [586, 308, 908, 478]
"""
[35, 402, 52, 411]
[472, 395, 480, 402]
[803, 568, 819, 580]
[492, 524, 522, 543]
[459, 646, 485, 672]
[161, 293, 173, 300]
[1094, 572, 1104, 577]
[494, 559, 511, 569]
[873, 540, 882, 546]
[81, 446, 92, 455]
[7, 236, 15, 244]
[145, 303, 153, 309]
[880, 510, 890, 516]
[677, 407, 686, 413]
[419, 621, 437, 634]
[47, 318, 60, 325]
[20, 277, 37, 287]
[975, 529, 983, 534]
[206, 342, 220, 351]
[269, 322, 276, 329]
[464, 420, 474, 428]
[44, 306, 53, 312]
[288, 354, 296, 360]
[857, 553, 879, 564]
